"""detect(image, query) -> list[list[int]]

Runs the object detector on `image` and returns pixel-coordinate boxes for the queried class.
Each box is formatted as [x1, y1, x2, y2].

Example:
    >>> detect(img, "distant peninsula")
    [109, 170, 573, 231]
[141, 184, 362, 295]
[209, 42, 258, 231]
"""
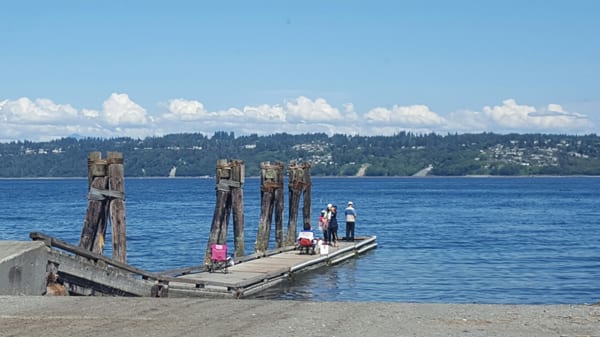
[1, 131, 599, 177]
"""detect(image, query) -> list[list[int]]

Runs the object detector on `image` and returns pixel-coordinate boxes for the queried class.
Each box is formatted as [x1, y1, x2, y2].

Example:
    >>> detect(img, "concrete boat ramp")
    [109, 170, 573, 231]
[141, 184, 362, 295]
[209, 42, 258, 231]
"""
[1, 232, 377, 298]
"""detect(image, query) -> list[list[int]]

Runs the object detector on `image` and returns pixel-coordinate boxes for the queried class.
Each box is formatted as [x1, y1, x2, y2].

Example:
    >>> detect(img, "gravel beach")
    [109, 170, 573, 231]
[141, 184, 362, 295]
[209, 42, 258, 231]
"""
[0, 296, 598, 337]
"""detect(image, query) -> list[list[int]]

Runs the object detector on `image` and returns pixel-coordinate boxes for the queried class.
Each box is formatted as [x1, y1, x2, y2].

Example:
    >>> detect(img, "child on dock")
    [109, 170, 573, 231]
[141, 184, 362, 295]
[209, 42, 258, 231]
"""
[318, 209, 327, 233]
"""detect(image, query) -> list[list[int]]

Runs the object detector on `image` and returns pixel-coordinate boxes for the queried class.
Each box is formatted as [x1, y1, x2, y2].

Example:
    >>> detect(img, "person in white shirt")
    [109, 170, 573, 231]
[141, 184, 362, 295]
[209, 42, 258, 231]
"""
[344, 201, 357, 241]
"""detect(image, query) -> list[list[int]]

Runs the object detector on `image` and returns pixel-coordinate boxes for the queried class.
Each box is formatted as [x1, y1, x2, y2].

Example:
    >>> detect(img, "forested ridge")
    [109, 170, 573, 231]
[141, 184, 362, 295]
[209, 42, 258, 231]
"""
[1, 131, 600, 177]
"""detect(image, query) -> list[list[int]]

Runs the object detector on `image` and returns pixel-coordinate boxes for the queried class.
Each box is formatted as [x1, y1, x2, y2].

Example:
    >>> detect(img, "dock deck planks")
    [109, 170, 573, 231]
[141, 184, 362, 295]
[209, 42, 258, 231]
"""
[167, 236, 377, 298]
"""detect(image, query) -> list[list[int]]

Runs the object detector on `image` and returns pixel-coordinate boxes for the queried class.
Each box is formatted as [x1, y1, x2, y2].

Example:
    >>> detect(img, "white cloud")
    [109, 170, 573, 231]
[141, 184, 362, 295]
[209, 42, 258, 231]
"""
[534, 103, 587, 118]
[162, 99, 286, 123]
[81, 109, 99, 118]
[365, 104, 446, 127]
[0, 93, 154, 141]
[158, 96, 344, 134]
[0, 97, 78, 124]
[284, 96, 343, 121]
[481, 99, 590, 132]
[241, 105, 286, 122]
[0, 94, 596, 142]
[102, 93, 149, 126]
[445, 109, 489, 133]
[343, 103, 360, 121]
[482, 99, 537, 128]
[163, 98, 209, 121]
[547, 104, 567, 115]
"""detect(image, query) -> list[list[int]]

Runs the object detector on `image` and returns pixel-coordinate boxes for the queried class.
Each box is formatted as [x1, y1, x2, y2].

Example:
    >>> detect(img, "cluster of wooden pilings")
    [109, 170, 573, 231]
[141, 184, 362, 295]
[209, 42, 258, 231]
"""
[255, 161, 285, 254]
[205, 159, 312, 263]
[79, 152, 127, 263]
[203, 159, 245, 266]
[285, 161, 312, 245]
[76, 153, 311, 269]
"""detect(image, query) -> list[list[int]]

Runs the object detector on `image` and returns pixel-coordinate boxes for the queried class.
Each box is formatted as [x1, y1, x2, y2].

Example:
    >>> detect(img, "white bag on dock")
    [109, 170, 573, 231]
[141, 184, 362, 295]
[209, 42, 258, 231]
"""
[320, 242, 329, 255]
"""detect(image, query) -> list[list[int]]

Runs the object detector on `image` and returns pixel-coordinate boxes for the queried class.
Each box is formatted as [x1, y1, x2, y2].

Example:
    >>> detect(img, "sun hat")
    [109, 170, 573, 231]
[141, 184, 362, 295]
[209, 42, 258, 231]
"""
[348, 201, 353, 205]
[327, 203, 332, 208]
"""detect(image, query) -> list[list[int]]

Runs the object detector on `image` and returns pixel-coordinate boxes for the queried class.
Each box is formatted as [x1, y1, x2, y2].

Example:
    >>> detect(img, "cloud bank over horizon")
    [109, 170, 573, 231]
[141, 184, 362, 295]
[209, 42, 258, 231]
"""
[0, 94, 594, 142]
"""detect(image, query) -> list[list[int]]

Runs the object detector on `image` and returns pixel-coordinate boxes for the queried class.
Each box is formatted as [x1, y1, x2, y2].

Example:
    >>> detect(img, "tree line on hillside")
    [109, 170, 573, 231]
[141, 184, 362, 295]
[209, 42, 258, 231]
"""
[0, 132, 599, 177]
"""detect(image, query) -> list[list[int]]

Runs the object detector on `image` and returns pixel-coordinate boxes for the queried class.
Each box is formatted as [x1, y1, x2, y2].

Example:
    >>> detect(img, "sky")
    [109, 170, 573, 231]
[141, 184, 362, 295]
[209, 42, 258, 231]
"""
[1, 0, 599, 142]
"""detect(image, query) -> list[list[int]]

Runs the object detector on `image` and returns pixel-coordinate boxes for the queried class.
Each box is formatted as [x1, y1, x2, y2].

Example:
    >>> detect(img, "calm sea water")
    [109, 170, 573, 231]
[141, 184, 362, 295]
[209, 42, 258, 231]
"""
[1, 177, 599, 304]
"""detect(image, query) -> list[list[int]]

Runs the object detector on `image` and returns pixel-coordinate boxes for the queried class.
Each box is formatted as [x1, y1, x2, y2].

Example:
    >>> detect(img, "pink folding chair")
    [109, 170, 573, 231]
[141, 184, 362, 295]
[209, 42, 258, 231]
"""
[209, 243, 228, 273]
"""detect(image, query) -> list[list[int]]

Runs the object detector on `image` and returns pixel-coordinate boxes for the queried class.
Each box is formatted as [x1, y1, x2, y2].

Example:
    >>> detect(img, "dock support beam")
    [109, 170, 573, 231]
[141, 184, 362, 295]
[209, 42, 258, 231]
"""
[79, 151, 127, 263]
[285, 161, 312, 246]
[254, 161, 284, 254]
[204, 159, 245, 266]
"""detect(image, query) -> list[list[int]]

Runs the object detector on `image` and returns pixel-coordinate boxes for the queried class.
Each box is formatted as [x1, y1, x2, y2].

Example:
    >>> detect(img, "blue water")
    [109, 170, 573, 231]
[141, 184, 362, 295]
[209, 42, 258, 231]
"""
[1, 177, 599, 304]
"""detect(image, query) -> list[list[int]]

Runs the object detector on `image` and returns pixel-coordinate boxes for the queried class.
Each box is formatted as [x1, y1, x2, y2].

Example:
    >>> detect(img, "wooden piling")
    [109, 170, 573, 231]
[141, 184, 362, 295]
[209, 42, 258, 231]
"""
[205, 188, 229, 266]
[80, 152, 108, 251]
[79, 152, 127, 263]
[285, 161, 312, 246]
[302, 162, 312, 231]
[204, 159, 245, 267]
[254, 161, 284, 254]
[274, 167, 285, 247]
[107, 152, 126, 263]
[87, 151, 104, 190]
[255, 178, 274, 253]
[80, 175, 107, 251]
[91, 193, 109, 256]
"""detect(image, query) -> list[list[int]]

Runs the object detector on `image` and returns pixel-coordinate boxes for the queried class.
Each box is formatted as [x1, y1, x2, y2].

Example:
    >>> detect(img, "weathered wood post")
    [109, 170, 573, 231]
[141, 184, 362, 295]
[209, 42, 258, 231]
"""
[274, 165, 285, 248]
[285, 161, 312, 246]
[79, 151, 127, 263]
[80, 152, 107, 251]
[302, 162, 312, 232]
[230, 160, 245, 257]
[203, 159, 245, 266]
[254, 161, 284, 254]
[107, 152, 126, 263]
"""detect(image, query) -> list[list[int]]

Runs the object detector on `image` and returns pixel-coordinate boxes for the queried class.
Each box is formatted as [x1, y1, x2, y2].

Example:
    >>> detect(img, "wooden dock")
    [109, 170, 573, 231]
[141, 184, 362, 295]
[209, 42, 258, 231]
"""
[2, 155, 380, 299]
[28, 232, 377, 298]
[166, 237, 377, 298]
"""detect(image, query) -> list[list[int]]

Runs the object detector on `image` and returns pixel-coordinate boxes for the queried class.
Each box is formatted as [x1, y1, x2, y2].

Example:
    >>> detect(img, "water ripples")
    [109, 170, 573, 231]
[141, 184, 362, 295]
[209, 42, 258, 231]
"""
[1, 177, 600, 304]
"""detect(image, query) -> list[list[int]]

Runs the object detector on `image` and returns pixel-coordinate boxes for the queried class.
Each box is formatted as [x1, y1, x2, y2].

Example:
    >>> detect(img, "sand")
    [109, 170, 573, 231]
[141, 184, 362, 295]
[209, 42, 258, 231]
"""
[0, 296, 598, 337]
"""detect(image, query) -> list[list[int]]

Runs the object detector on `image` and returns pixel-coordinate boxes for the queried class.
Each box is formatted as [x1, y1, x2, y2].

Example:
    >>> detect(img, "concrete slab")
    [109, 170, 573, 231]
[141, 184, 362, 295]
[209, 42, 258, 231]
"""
[0, 241, 48, 295]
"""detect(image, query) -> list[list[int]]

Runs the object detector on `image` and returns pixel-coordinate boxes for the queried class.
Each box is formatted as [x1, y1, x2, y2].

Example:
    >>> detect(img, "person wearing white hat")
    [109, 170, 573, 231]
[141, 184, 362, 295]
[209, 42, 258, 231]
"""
[344, 201, 357, 241]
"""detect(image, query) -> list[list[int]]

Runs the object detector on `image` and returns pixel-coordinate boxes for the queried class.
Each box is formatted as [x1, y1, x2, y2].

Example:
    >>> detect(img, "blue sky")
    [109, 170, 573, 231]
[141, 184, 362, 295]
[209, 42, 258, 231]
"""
[1, 0, 598, 142]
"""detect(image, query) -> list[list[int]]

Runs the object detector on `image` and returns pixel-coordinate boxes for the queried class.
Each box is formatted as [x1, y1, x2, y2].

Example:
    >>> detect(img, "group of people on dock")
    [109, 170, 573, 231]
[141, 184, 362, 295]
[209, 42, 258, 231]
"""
[297, 201, 357, 254]
[317, 201, 357, 247]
